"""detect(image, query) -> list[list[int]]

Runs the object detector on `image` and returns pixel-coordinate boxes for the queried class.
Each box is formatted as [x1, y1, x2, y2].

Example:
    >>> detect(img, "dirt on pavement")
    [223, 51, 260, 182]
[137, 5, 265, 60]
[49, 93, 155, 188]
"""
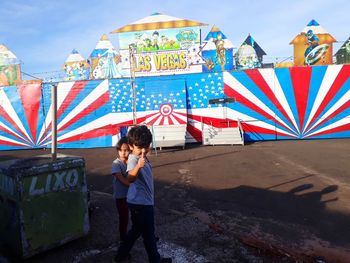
[1, 139, 350, 262]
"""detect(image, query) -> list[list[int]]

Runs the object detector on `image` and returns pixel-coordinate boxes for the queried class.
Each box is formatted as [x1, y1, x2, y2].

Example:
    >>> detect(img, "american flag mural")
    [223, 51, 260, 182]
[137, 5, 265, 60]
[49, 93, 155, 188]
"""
[0, 64, 349, 150]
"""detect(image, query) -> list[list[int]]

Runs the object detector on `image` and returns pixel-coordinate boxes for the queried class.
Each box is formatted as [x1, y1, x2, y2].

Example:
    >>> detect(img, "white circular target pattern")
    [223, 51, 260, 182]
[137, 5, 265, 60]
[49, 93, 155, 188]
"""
[159, 103, 173, 116]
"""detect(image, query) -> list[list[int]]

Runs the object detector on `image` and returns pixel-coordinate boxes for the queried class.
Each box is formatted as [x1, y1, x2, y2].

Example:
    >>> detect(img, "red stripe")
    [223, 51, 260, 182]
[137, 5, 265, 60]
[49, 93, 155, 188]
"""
[187, 123, 202, 142]
[37, 123, 52, 145]
[166, 116, 174, 125]
[110, 120, 134, 134]
[290, 66, 312, 132]
[0, 139, 29, 147]
[307, 100, 350, 134]
[245, 69, 298, 132]
[304, 64, 350, 132]
[242, 123, 295, 138]
[58, 125, 111, 143]
[38, 81, 87, 143]
[224, 83, 296, 133]
[0, 125, 27, 143]
[0, 105, 31, 143]
[158, 116, 165, 125]
[170, 113, 187, 124]
[305, 123, 350, 138]
[142, 112, 160, 125]
[58, 91, 109, 132]
[57, 81, 87, 119]
[18, 83, 42, 143]
[187, 113, 238, 128]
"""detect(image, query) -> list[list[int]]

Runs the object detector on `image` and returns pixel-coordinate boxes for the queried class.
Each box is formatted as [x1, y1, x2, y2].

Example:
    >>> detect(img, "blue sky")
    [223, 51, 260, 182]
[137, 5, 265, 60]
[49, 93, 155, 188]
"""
[0, 0, 349, 76]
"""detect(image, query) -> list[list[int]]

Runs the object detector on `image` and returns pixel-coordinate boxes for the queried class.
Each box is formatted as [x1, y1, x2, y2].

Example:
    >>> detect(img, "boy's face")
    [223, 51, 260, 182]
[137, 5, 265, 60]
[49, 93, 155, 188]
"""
[130, 144, 150, 157]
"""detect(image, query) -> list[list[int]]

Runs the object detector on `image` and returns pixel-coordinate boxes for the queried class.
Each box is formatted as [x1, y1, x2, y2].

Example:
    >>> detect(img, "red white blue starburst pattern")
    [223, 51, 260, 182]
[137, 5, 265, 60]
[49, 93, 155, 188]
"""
[1, 65, 350, 150]
[0, 80, 113, 149]
[223, 65, 350, 140]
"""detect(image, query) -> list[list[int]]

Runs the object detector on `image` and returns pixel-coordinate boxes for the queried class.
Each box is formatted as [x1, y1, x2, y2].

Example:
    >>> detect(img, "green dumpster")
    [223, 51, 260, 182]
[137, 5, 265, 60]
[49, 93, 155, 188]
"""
[0, 154, 89, 258]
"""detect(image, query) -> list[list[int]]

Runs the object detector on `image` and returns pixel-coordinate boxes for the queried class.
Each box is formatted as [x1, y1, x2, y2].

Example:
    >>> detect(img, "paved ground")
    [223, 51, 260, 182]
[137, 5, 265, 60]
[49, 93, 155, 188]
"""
[1, 139, 350, 262]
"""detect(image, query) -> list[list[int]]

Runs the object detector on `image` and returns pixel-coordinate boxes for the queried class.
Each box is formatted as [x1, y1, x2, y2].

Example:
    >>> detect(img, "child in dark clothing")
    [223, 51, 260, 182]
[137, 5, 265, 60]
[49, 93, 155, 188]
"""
[113, 125, 172, 263]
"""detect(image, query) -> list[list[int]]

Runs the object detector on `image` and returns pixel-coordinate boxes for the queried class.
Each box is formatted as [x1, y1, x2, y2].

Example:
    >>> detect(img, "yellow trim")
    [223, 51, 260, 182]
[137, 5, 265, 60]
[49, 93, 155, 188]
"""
[111, 20, 208, 33]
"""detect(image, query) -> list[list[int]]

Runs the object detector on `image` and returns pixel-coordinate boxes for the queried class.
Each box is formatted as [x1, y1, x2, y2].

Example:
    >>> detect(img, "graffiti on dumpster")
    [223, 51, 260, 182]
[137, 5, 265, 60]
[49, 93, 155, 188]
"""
[28, 169, 80, 196]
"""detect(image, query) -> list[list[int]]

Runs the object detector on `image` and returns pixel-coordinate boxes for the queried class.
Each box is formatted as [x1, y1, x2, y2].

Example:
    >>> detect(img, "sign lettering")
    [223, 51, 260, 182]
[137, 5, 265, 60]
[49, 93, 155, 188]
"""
[134, 50, 189, 74]
[29, 169, 80, 196]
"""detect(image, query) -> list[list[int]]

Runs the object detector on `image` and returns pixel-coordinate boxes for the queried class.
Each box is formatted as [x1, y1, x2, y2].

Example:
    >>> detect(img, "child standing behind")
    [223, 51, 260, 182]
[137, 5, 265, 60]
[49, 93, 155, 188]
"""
[112, 136, 130, 242]
[113, 125, 172, 263]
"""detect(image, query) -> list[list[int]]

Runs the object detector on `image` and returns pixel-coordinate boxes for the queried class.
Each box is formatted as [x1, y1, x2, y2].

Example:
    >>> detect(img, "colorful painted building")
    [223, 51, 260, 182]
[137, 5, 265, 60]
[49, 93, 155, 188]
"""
[63, 49, 90, 81]
[111, 12, 208, 77]
[0, 44, 21, 86]
[234, 34, 266, 70]
[335, 37, 350, 64]
[290, 19, 336, 66]
[201, 25, 234, 72]
[1, 15, 350, 150]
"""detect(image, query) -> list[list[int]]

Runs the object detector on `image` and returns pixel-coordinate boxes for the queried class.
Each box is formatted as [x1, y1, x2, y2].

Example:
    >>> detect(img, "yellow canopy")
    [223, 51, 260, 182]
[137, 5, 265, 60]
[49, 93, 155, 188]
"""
[111, 13, 208, 33]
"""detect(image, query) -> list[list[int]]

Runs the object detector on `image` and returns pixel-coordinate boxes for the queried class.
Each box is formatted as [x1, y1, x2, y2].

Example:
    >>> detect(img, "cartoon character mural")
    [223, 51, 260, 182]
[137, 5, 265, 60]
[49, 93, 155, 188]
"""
[111, 13, 207, 76]
[302, 29, 330, 66]
[234, 34, 266, 70]
[201, 25, 234, 72]
[335, 37, 350, 64]
[89, 34, 124, 79]
[63, 49, 90, 81]
[0, 44, 21, 86]
[290, 19, 336, 66]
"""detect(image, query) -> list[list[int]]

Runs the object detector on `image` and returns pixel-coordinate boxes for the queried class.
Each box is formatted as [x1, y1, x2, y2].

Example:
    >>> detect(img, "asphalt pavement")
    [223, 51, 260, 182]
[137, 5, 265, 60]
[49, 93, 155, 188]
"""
[1, 139, 350, 262]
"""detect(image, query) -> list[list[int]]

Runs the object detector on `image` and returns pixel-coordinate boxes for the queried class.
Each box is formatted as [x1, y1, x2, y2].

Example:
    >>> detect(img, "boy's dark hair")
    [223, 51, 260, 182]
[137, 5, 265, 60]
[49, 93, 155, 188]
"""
[127, 125, 152, 148]
[116, 136, 128, 151]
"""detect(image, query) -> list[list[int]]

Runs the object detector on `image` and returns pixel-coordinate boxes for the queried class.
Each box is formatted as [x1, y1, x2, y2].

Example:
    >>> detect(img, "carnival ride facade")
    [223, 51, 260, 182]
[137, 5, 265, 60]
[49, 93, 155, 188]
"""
[0, 15, 349, 150]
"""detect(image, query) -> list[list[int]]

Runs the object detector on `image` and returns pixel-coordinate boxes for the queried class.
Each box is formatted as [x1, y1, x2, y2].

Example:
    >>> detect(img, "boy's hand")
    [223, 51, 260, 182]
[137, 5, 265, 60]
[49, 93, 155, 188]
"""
[138, 152, 145, 168]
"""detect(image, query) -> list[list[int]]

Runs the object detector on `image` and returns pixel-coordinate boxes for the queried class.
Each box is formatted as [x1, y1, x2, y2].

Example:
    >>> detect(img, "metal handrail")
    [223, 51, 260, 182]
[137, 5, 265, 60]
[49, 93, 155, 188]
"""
[237, 119, 245, 145]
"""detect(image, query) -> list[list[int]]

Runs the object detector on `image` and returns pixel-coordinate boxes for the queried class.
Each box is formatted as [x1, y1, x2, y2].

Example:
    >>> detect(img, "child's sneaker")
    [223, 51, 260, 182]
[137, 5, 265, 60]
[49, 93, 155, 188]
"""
[112, 253, 131, 263]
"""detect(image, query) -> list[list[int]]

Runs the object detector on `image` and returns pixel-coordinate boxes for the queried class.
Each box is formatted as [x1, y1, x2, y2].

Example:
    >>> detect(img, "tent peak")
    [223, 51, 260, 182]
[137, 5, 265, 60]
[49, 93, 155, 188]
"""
[307, 19, 320, 26]
[100, 34, 109, 41]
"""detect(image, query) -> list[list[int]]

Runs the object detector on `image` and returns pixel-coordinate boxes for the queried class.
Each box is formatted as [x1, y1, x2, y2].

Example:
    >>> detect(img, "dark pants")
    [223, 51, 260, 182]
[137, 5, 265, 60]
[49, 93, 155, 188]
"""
[117, 203, 160, 263]
[116, 198, 129, 241]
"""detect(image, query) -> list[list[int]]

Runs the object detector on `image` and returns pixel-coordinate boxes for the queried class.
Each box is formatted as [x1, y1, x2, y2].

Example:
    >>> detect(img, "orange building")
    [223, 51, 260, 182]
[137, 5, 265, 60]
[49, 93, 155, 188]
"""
[290, 19, 336, 66]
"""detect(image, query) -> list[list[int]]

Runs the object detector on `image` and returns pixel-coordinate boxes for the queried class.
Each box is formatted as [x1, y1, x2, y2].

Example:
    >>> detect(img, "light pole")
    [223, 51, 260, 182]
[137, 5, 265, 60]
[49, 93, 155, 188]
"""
[129, 44, 137, 125]
[51, 83, 57, 161]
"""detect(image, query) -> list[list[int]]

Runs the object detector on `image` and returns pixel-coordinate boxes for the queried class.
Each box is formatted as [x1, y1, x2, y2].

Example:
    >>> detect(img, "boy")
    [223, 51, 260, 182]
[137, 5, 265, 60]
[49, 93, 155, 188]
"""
[113, 125, 171, 263]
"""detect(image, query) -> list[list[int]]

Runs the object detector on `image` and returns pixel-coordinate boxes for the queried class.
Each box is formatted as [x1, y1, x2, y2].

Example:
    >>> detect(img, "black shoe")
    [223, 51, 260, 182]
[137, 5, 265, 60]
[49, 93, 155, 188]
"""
[112, 253, 131, 263]
[160, 258, 172, 263]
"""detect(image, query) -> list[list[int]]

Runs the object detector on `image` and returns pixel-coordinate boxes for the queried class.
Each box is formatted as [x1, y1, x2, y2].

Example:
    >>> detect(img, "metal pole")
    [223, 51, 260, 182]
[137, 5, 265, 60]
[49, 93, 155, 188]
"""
[51, 84, 57, 161]
[129, 45, 137, 125]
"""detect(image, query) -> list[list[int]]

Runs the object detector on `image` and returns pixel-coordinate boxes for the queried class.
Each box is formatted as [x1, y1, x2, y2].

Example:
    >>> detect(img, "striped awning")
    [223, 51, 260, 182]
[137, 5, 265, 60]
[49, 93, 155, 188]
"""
[111, 13, 208, 33]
